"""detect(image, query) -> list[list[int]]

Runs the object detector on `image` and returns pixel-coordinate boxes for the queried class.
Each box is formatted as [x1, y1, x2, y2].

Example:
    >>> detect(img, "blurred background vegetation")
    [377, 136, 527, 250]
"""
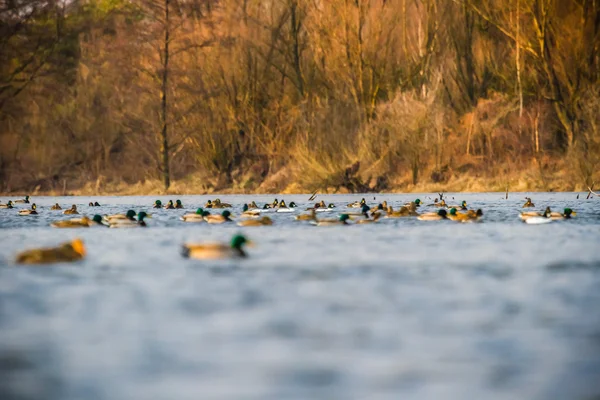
[1, 0, 599, 194]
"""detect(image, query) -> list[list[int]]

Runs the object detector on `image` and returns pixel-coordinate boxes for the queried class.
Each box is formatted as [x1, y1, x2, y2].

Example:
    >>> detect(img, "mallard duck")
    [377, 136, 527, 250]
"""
[50, 203, 62, 210]
[0, 200, 14, 209]
[371, 201, 388, 213]
[523, 207, 552, 224]
[165, 200, 175, 209]
[241, 204, 261, 218]
[295, 209, 317, 221]
[430, 199, 447, 207]
[417, 209, 448, 221]
[15, 238, 86, 264]
[181, 208, 208, 222]
[311, 213, 350, 226]
[356, 212, 382, 224]
[63, 205, 79, 215]
[550, 208, 576, 220]
[175, 199, 183, 209]
[347, 198, 366, 208]
[465, 209, 484, 221]
[519, 206, 551, 221]
[448, 201, 467, 210]
[153, 200, 163, 208]
[18, 204, 38, 215]
[104, 209, 137, 223]
[204, 210, 233, 224]
[238, 216, 273, 226]
[523, 197, 535, 208]
[51, 215, 106, 228]
[447, 208, 470, 222]
[215, 198, 233, 208]
[386, 203, 419, 218]
[14, 195, 30, 204]
[347, 204, 371, 219]
[404, 198, 422, 207]
[182, 234, 250, 259]
[109, 211, 148, 228]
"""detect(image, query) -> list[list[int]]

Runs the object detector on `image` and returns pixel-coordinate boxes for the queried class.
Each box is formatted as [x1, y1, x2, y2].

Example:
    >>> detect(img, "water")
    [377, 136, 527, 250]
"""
[0, 193, 599, 400]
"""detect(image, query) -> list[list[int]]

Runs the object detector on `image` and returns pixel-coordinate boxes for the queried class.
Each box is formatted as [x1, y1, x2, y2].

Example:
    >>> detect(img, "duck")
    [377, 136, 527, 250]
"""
[214, 198, 232, 208]
[63, 205, 79, 215]
[356, 212, 382, 224]
[104, 210, 137, 223]
[51, 215, 106, 228]
[295, 209, 317, 221]
[109, 211, 148, 228]
[519, 206, 551, 221]
[276, 200, 294, 213]
[88, 202, 94, 207]
[523, 197, 535, 208]
[241, 204, 261, 218]
[386, 203, 419, 218]
[466, 209, 484, 221]
[14, 195, 30, 204]
[88, 201, 101, 207]
[165, 200, 175, 209]
[18, 204, 38, 215]
[50, 203, 62, 210]
[447, 208, 470, 222]
[347, 204, 371, 219]
[175, 199, 184, 209]
[289, 201, 297, 208]
[238, 216, 273, 226]
[404, 198, 422, 207]
[448, 200, 468, 210]
[182, 234, 250, 259]
[417, 209, 448, 221]
[248, 201, 259, 209]
[371, 201, 388, 213]
[523, 208, 552, 224]
[204, 210, 233, 224]
[181, 208, 209, 222]
[311, 213, 351, 226]
[347, 198, 366, 208]
[15, 238, 86, 264]
[0, 200, 14, 209]
[153, 200, 163, 208]
[550, 208, 576, 220]
[429, 199, 447, 207]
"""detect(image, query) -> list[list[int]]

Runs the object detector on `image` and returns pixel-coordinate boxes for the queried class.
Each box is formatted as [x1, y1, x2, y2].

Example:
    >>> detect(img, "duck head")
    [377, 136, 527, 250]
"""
[414, 199, 421, 206]
[289, 202, 297, 208]
[339, 214, 350, 222]
[449, 208, 457, 216]
[564, 208, 575, 217]
[154, 200, 162, 207]
[361, 204, 370, 215]
[176, 200, 182, 207]
[126, 210, 137, 220]
[461, 201, 467, 208]
[94, 202, 100, 207]
[32, 203, 37, 210]
[243, 204, 249, 212]
[328, 203, 335, 208]
[92, 215, 103, 224]
[195, 208, 204, 215]
[279, 200, 286, 207]
[222, 210, 232, 220]
[319, 200, 326, 208]
[437, 209, 448, 218]
[89, 202, 94, 207]
[138, 212, 148, 221]
[360, 198, 366, 205]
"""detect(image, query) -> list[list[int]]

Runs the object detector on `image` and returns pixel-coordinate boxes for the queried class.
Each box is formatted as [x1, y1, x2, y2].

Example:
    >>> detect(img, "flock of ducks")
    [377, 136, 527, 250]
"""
[3, 194, 578, 264]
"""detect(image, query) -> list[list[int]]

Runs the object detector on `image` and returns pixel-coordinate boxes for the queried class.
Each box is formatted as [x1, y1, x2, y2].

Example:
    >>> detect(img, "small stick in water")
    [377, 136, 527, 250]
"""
[505, 185, 509, 200]
[308, 190, 318, 201]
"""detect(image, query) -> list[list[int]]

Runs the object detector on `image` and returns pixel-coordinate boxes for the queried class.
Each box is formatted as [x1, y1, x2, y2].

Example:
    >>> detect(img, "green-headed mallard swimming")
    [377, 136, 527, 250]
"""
[165, 200, 175, 209]
[63, 205, 79, 215]
[14, 195, 30, 204]
[404, 198, 422, 207]
[311, 213, 351, 226]
[448, 201, 467, 210]
[417, 209, 448, 221]
[16, 238, 86, 264]
[238, 216, 273, 226]
[519, 206, 551, 221]
[18, 204, 38, 215]
[104, 209, 137, 223]
[182, 234, 250, 259]
[175, 199, 183, 209]
[447, 208, 470, 222]
[154, 200, 163, 208]
[523, 197, 535, 208]
[50, 203, 62, 210]
[109, 211, 148, 228]
[550, 208, 576, 220]
[181, 208, 208, 222]
[51, 215, 106, 228]
[204, 210, 233, 224]
[347, 198, 366, 208]
[356, 211, 382, 224]
[295, 209, 317, 221]
[0, 200, 14, 209]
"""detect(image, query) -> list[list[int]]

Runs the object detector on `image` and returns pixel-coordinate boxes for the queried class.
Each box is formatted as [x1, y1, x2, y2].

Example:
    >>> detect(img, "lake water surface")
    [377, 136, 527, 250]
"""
[1, 193, 599, 400]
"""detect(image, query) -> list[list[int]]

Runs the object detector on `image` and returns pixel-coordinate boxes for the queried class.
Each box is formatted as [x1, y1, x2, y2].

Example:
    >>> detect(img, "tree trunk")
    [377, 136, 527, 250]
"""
[160, 0, 170, 190]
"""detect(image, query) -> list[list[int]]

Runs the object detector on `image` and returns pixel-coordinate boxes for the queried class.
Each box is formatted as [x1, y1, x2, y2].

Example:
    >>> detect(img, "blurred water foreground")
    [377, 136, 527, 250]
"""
[0, 193, 599, 400]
